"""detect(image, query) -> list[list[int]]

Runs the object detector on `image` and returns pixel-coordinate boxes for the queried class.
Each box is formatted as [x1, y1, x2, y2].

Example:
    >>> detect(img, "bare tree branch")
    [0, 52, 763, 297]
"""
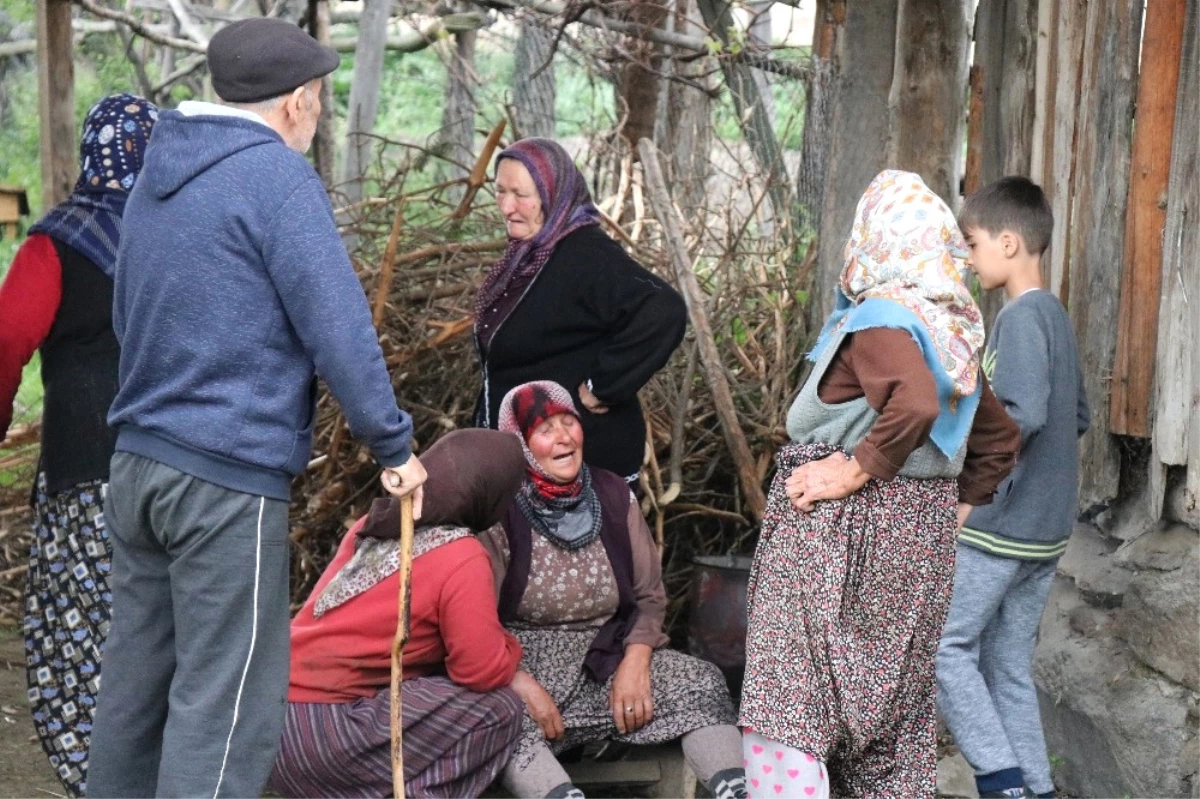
[165, 0, 211, 46]
[473, 0, 810, 80]
[72, 0, 206, 51]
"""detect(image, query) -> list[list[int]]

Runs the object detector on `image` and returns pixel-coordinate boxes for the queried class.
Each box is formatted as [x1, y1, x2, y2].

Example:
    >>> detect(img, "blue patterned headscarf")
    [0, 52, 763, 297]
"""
[29, 94, 159, 278]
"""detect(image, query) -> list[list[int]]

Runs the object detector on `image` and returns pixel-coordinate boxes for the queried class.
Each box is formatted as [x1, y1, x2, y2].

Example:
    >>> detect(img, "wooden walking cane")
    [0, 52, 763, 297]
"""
[390, 493, 416, 799]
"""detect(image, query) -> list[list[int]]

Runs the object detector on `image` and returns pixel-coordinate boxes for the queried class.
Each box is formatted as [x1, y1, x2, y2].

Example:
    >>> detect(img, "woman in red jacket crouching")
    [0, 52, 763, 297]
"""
[270, 428, 527, 798]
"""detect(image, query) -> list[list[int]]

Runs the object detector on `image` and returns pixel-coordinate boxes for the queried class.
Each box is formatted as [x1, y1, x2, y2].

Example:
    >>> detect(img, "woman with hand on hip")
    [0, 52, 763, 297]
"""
[739, 171, 1020, 799]
[474, 138, 687, 483]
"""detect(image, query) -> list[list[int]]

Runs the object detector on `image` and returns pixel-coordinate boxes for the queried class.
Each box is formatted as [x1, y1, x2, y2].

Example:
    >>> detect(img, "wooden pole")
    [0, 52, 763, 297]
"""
[37, 0, 76, 208]
[340, 0, 390, 205]
[390, 493, 415, 799]
[309, 0, 336, 189]
[637, 138, 767, 522]
[1109, 0, 1188, 438]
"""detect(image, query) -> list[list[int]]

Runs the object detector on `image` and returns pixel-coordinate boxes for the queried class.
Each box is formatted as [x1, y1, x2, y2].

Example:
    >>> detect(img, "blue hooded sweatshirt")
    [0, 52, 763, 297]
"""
[108, 110, 413, 501]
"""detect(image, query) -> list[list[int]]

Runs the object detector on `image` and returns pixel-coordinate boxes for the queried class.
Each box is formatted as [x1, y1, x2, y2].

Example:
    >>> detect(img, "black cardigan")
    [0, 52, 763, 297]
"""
[39, 240, 121, 496]
[476, 226, 687, 477]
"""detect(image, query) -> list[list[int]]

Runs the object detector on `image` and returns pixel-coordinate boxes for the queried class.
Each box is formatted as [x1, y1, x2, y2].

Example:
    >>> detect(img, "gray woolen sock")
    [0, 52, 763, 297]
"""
[503, 740, 575, 798]
[680, 724, 745, 784]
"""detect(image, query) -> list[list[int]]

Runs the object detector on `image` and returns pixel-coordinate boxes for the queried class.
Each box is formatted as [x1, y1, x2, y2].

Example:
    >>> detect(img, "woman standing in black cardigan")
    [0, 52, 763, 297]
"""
[474, 138, 687, 481]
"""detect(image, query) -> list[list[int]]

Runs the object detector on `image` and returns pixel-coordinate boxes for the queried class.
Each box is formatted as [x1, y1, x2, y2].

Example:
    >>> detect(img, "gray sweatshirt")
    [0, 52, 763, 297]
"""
[961, 290, 1090, 560]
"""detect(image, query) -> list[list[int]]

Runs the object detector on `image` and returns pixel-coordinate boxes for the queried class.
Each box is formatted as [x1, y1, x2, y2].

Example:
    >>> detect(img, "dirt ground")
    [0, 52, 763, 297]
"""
[0, 625, 63, 799]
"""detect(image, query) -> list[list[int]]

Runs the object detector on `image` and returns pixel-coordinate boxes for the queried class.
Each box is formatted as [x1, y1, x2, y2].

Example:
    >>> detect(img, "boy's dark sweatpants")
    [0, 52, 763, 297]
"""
[86, 452, 291, 798]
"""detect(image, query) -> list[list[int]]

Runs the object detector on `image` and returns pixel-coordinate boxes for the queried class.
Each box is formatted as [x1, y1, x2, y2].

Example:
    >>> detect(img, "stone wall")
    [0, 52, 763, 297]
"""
[1034, 521, 1199, 798]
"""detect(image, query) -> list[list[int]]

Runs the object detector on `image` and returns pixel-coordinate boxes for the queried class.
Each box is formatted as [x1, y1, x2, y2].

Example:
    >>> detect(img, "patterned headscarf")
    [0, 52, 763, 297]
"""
[29, 94, 159, 278]
[474, 138, 601, 346]
[817, 169, 985, 399]
[498, 381, 603, 551]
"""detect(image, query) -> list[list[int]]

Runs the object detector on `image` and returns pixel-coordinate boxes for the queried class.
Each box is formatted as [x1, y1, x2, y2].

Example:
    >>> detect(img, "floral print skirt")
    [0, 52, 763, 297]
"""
[23, 474, 112, 797]
[739, 443, 958, 798]
[509, 627, 737, 771]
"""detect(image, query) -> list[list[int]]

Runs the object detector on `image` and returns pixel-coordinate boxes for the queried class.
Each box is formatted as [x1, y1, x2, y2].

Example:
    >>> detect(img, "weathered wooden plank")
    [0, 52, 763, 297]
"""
[309, 0, 335, 188]
[339, 0, 390, 204]
[1111, 0, 1188, 438]
[36, 0, 75, 208]
[1029, 0, 1055, 182]
[964, 63, 984, 196]
[975, 0, 1039, 181]
[1150, 0, 1198, 522]
[888, 0, 971, 204]
[970, 0, 1039, 327]
[1068, 0, 1142, 509]
[1042, 0, 1086, 299]
[812, 0, 898, 329]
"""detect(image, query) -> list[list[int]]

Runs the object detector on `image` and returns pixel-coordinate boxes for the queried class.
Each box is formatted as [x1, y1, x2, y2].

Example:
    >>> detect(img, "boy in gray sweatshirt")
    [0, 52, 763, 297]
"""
[936, 177, 1090, 799]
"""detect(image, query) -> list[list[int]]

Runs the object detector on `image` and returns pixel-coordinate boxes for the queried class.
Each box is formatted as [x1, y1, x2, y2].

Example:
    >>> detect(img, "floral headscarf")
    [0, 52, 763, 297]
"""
[29, 94, 159, 278]
[498, 380, 603, 551]
[810, 170, 985, 457]
[474, 138, 601, 348]
[820, 169, 985, 398]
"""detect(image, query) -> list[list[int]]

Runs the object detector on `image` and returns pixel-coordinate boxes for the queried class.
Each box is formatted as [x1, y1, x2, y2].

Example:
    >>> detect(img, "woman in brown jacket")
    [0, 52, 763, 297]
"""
[739, 171, 1021, 799]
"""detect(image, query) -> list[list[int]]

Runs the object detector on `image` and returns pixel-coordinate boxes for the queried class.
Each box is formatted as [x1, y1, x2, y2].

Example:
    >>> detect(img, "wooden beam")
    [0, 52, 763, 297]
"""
[1067, 0, 1142, 509]
[37, 0, 76, 208]
[338, 0, 390, 205]
[811, 0, 898, 330]
[309, 0, 335, 187]
[1110, 0, 1188, 438]
[887, 0, 971, 204]
[1041, 0, 1087, 300]
[969, 0, 1039, 328]
[1148, 0, 1198, 519]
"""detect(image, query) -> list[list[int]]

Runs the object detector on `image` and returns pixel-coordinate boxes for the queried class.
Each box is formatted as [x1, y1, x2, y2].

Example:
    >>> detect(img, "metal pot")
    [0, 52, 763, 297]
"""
[686, 554, 753, 694]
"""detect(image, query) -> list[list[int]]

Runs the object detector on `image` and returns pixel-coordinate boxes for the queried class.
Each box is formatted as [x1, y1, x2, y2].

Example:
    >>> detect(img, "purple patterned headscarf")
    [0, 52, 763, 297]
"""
[474, 138, 601, 347]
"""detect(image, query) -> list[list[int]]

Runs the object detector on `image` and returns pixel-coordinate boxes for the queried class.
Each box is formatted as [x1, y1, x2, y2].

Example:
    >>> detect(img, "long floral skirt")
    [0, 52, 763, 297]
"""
[509, 628, 737, 771]
[739, 443, 959, 798]
[23, 474, 112, 797]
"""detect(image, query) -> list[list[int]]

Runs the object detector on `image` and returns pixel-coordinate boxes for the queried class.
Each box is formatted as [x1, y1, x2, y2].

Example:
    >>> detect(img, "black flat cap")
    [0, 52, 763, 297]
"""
[208, 18, 340, 103]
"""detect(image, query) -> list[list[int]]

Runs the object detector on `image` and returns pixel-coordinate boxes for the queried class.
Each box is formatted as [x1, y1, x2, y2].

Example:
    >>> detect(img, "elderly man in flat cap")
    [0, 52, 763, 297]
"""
[86, 18, 427, 798]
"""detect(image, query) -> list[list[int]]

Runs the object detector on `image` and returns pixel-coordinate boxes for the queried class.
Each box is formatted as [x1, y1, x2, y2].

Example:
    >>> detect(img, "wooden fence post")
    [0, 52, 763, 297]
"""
[1110, 0, 1188, 438]
[37, 0, 75, 208]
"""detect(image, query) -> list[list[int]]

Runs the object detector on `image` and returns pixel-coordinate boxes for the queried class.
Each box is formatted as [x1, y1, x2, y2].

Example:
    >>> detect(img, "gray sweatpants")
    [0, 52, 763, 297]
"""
[936, 544, 1057, 796]
[86, 453, 291, 798]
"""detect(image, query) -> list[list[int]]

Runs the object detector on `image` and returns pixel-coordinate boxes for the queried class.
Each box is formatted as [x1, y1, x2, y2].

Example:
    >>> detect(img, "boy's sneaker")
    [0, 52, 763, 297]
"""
[979, 790, 1026, 798]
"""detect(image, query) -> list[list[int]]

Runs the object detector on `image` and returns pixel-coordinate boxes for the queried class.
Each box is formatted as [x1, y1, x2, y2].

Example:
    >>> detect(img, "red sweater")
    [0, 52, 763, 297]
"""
[0, 234, 62, 437]
[288, 518, 523, 704]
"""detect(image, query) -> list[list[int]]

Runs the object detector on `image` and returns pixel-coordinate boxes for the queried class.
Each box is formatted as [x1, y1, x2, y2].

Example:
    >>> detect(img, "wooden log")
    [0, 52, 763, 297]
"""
[811, 0, 898, 329]
[970, 0, 1039, 327]
[1041, 0, 1087, 299]
[339, 0, 390, 205]
[1149, 0, 1198, 519]
[963, 63, 984, 196]
[638, 139, 767, 522]
[1067, 0, 1142, 509]
[0, 422, 40, 451]
[887, 0, 971, 204]
[1029, 0, 1055, 182]
[37, 0, 76, 208]
[1110, 0, 1188, 438]
[309, 0, 336, 188]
